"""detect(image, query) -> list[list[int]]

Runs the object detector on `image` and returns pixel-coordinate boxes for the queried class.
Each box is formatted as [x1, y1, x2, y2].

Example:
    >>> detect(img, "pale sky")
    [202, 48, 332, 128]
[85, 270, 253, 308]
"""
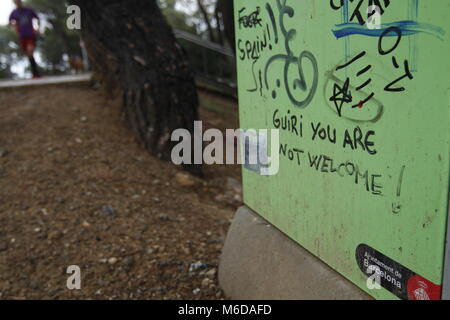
[0, 1, 15, 26]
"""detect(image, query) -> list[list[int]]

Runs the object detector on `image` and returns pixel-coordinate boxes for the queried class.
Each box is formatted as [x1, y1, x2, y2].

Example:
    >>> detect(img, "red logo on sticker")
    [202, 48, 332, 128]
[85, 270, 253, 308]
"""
[407, 275, 441, 300]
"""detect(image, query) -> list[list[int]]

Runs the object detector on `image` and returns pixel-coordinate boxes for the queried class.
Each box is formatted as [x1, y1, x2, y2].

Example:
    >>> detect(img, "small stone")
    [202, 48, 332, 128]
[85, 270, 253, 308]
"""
[234, 193, 243, 202]
[201, 278, 212, 288]
[189, 261, 208, 273]
[48, 231, 62, 240]
[80, 116, 87, 122]
[175, 172, 198, 187]
[158, 213, 169, 221]
[108, 257, 118, 265]
[122, 256, 135, 272]
[206, 268, 217, 278]
[75, 138, 82, 144]
[34, 227, 41, 233]
[192, 288, 201, 295]
[82, 221, 91, 228]
[102, 205, 117, 218]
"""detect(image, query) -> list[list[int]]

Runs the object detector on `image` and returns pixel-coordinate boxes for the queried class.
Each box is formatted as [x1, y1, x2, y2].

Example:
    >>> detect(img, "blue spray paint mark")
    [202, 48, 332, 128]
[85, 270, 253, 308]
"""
[332, 20, 445, 40]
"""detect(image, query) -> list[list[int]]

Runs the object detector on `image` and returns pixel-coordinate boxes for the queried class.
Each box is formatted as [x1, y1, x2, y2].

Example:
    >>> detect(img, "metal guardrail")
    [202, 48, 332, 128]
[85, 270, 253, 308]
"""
[173, 28, 236, 97]
[173, 29, 234, 57]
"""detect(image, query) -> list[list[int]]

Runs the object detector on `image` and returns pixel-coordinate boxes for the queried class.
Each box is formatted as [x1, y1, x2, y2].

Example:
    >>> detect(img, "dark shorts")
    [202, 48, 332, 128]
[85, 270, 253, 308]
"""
[20, 37, 36, 52]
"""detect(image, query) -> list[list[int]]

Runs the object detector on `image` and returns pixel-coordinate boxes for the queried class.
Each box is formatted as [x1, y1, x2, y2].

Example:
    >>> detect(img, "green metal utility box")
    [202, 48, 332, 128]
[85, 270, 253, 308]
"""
[235, 0, 450, 300]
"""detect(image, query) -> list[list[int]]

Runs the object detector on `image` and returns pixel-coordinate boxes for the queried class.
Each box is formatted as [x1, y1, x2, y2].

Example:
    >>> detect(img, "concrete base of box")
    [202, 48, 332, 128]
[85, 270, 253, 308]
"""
[218, 206, 372, 300]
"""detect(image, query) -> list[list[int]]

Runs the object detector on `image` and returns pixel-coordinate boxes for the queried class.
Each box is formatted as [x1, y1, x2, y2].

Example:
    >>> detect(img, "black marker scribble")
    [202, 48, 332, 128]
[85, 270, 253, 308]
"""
[247, 61, 258, 92]
[265, 3, 279, 44]
[392, 165, 406, 214]
[238, 7, 263, 29]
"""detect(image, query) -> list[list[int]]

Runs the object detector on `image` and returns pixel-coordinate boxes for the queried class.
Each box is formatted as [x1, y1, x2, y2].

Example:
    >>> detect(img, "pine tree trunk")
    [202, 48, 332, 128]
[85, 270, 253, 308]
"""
[70, 0, 201, 174]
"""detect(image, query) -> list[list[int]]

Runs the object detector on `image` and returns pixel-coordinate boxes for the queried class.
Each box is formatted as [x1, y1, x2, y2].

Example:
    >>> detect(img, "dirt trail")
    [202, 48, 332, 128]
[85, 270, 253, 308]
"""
[0, 84, 241, 300]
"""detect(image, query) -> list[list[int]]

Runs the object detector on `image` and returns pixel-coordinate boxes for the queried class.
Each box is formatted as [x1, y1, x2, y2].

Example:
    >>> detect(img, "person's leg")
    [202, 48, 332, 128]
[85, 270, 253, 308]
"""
[23, 39, 40, 78]
[28, 55, 39, 77]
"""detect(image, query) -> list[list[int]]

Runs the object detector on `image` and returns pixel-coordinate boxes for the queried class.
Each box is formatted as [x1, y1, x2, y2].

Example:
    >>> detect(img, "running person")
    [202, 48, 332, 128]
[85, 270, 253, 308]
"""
[9, 0, 41, 78]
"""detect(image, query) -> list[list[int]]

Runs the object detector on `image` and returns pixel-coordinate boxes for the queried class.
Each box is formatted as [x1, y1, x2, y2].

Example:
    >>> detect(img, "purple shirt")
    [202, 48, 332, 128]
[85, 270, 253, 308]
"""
[9, 7, 39, 39]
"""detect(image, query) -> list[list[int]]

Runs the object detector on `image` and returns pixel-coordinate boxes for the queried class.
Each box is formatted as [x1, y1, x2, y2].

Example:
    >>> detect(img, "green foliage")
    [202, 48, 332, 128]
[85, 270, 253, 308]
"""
[24, 0, 82, 73]
[0, 0, 82, 77]
[0, 26, 20, 79]
[1, 0, 233, 80]
[159, 0, 197, 33]
[159, 0, 234, 82]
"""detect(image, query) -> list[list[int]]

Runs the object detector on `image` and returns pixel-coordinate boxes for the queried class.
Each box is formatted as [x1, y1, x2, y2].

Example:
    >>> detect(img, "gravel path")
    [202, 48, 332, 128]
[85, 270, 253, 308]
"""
[0, 84, 241, 299]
